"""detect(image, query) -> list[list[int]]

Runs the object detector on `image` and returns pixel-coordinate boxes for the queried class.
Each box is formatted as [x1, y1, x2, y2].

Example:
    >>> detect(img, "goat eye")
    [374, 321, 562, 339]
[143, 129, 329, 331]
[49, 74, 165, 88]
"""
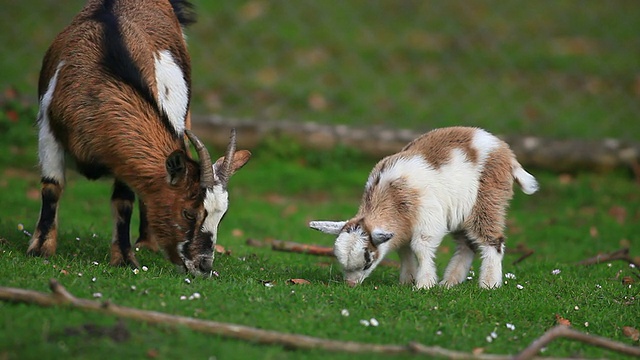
[182, 209, 195, 221]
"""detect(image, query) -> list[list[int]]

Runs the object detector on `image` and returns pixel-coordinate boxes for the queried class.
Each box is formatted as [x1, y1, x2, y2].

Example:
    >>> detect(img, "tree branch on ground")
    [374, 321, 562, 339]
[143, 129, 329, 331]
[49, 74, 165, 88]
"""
[507, 243, 535, 265]
[515, 325, 640, 360]
[577, 248, 640, 270]
[1, 280, 639, 359]
[246, 238, 399, 267]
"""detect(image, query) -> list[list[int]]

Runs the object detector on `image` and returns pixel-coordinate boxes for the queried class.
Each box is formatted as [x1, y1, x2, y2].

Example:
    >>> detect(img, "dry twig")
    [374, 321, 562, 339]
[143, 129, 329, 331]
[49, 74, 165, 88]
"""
[508, 243, 535, 265]
[515, 325, 640, 360]
[1, 280, 639, 359]
[577, 248, 640, 269]
[0, 279, 505, 359]
[246, 238, 400, 267]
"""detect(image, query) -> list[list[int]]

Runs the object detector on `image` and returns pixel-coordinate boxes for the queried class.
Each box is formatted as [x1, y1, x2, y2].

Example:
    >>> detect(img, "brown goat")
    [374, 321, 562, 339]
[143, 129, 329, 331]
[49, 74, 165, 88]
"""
[29, 0, 251, 275]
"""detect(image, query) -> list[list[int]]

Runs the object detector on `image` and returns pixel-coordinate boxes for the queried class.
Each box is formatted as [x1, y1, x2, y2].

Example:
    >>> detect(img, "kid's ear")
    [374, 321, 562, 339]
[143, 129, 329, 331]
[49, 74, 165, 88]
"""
[309, 221, 347, 235]
[371, 228, 393, 246]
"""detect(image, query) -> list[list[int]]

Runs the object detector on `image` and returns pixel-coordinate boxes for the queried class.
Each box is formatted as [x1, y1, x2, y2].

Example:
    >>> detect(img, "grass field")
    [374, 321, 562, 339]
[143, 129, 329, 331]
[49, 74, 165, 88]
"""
[0, 1, 639, 359]
[0, 102, 639, 359]
[1, 0, 640, 140]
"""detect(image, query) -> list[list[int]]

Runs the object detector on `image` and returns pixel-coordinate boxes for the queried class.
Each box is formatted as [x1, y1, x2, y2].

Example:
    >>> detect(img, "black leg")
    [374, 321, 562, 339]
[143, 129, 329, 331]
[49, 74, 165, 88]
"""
[109, 179, 139, 268]
[28, 177, 63, 257]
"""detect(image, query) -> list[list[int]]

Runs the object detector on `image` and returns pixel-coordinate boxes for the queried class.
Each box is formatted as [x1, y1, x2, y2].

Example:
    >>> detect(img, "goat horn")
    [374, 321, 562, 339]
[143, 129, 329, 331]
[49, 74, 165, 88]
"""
[185, 130, 215, 189]
[218, 128, 237, 188]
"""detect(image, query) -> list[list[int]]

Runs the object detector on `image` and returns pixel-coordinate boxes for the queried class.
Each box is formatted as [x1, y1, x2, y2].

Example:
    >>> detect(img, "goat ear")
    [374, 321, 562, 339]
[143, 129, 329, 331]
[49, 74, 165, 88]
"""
[166, 150, 188, 185]
[371, 229, 393, 246]
[213, 150, 252, 182]
[309, 221, 347, 235]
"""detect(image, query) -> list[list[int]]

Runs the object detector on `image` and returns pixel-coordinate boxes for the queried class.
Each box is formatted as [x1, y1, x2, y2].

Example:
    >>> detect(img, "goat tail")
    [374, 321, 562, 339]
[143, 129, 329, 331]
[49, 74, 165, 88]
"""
[512, 159, 539, 195]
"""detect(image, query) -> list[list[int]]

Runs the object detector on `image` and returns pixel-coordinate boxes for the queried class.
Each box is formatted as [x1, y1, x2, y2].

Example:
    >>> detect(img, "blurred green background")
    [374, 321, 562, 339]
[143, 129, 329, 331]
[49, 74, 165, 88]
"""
[1, 0, 639, 140]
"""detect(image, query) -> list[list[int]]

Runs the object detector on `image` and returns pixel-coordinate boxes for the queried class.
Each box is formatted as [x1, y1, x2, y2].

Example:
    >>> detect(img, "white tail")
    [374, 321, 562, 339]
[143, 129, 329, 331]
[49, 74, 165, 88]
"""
[513, 163, 539, 195]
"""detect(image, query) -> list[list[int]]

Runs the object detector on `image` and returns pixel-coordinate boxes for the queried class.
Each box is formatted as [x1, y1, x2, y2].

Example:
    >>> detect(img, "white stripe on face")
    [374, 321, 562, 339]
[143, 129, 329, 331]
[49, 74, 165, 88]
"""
[201, 185, 229, 247]
[154, 50, 188, 135]
[38, 61, 66, 184]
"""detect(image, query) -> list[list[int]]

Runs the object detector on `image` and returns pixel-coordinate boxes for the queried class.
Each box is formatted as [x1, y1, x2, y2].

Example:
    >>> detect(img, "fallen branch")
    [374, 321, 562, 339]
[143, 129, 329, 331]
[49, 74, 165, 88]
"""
[2, 280, 639, 359]
[246, 239, 400, 267]
[0, 279, 503, 359]
[507, 243, 535, 265]
[515, 325, 640, 360]
[576, 248, 640, 269]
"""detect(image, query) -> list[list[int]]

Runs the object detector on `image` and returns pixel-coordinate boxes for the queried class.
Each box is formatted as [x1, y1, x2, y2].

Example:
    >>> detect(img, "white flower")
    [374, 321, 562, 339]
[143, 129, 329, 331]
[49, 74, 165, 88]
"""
[17, 223, 24, 231]
[370, 318, 379, 327]
[133, 268, 139, 275]
[180, 295, 187, 300]
[436, 330, 442, 336]
[92, 292, 102, 298]
[341, 309, 350, 317]
[130, 285, 137, 291]
[630, 264, 636, 269]
[92, 261, 99, 266]
[486, 336, 493, 343]
[91, 277, 97, 282]
[192, 292, 201, 299]
[142, 266, 148, 271]
[574, 306, 579, 310]
[491, 331, 498, 339]
[506, 323, 516, 331]
[584, 322, 589, 327]
[505, 273, 516, 279]
[184, 278, 191, 284]
[359, 319, 370, 327]
[551, 269, 561, 275]
[516, 284, 524, 290]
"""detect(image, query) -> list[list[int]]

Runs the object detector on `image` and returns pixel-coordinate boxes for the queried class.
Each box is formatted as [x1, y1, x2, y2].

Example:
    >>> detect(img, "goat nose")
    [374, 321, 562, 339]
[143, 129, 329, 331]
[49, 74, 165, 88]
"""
[198, 257, 213, 274]
[345, 279, 358, 287]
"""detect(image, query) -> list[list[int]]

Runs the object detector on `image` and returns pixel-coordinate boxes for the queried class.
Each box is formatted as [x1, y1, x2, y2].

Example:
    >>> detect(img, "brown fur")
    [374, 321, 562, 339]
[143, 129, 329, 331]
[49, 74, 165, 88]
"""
[29, 1, 244, 272]
[402, 127, 478, 168]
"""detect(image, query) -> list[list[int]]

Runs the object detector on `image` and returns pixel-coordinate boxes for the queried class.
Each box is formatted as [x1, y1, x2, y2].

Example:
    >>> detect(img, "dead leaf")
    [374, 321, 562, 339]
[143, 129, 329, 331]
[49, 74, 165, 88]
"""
[146, 348, 159, 358]
[231, 228, 244, 238]
[238, 1, 266, 22]
[608, 206, 627, 225]
[589, 226, 599, 238]
[308, 92, 328, 111]
[555, 314, 571, 326]
[5, 109, 18, 122]
[623, 326, 640, 341]
[622, 276, 635, 285]
[287, 278, 311, 285]
[558, 173, 573, 184]
[472, 347, 485, 356]
[214, 244, 230, 255]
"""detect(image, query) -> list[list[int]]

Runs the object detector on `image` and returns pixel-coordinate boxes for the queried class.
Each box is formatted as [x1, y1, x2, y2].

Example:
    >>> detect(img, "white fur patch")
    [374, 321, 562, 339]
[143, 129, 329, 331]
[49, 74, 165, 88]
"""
[471, 128, 501, 165]
[333, 229, 368, 272]
[378, 153, 481, 234]
[201, 185, 229, 247]
[38, 61, 66, 184]
[154, 50, 188, 135]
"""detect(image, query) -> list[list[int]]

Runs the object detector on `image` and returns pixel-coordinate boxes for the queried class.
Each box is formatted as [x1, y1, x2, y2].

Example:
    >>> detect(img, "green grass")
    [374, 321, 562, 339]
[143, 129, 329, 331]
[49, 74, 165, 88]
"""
[1, 0, 640, 140]
[1, 105, 639, 359]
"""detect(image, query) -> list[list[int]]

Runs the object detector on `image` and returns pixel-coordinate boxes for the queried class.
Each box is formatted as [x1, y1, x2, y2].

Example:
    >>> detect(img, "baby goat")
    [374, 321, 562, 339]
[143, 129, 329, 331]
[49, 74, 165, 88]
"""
[310, 127, 538, 289]
[29, 0, 251, 275]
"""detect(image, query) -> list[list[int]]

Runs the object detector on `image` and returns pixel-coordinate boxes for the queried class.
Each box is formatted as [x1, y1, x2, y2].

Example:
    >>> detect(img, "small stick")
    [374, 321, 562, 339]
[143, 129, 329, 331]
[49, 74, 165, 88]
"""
[515, 325, 640, 360]
[271, 239, 335, 256]
[0, 280, 505, 359]
[576, 248, 640, 269]
[246, 239, 400, 268]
